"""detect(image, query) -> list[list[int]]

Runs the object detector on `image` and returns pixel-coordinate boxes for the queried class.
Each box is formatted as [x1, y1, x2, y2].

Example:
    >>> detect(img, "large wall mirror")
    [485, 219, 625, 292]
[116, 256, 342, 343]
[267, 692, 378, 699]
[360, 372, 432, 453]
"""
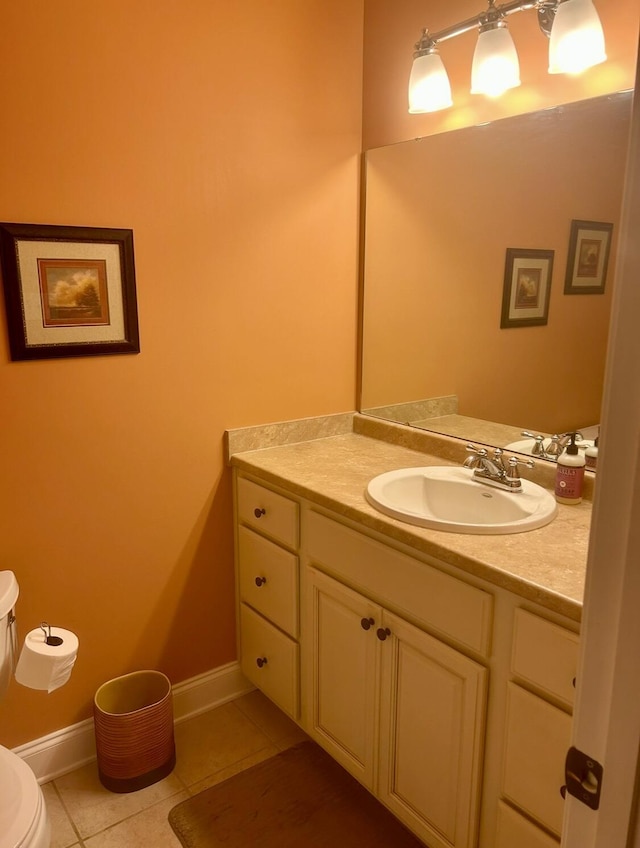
[360, 90, 632, 460]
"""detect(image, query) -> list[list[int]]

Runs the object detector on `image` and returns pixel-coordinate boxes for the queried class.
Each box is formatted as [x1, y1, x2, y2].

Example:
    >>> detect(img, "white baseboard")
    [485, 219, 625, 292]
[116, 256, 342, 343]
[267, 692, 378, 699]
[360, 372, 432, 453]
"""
[11, 661, 253, 784]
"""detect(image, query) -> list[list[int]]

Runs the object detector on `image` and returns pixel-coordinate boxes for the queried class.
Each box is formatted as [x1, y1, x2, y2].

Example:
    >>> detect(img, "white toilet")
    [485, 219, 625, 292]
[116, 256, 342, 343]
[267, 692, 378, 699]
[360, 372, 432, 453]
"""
[0, 571, 51, 848]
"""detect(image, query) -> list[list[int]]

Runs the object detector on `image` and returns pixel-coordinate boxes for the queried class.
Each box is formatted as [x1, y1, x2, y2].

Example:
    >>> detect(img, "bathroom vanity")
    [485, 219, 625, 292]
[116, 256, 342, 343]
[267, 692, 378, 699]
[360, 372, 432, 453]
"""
[229, 415, 588, 848]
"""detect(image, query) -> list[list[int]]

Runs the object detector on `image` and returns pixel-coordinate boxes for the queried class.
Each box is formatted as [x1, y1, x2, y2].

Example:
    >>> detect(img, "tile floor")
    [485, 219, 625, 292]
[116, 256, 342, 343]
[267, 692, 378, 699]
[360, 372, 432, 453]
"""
[43, 690, 309, 848]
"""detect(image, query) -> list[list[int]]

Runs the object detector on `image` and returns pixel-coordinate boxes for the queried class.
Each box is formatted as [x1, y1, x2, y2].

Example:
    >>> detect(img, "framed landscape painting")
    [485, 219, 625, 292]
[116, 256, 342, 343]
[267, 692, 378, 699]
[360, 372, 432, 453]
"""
[564, 219, 613, 294]
[501, 247, 554, 329]
[0, 222, 140, 360]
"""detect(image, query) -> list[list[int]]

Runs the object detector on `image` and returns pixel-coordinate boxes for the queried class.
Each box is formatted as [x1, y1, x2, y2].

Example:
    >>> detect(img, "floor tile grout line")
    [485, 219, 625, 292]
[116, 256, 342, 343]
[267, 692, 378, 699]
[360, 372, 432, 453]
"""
[181, 742, 281, 796]
[171, 704, 275, 793]
[54, 767, 188, 841]
[74, 785, 189, 843]
[49, 778, 85, 848]
[172, 768, 190, 795]
[231, 695, 301, 750]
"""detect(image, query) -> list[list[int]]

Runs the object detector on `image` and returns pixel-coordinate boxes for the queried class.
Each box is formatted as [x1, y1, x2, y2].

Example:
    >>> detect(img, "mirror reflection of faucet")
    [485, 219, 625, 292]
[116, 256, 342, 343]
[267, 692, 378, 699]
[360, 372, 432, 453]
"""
[520, 431, 593, 460]
[503, 430, 597, 462]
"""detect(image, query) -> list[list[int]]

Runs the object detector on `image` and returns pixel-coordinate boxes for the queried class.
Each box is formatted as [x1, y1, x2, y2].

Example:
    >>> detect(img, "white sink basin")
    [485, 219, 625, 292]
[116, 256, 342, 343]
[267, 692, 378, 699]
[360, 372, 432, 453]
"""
[504, 438, 594, 457]
[365, 466, 557, 535]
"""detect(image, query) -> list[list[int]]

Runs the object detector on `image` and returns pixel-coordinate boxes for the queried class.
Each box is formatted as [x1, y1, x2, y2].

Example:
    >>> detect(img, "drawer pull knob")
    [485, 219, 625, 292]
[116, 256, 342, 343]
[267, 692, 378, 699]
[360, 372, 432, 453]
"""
[254, 508, 266, 518]
[256, 656, 268, 668]
[376, 627, 391, 641]
[255, 576, 267, 587]
[360, 617, 375, 630]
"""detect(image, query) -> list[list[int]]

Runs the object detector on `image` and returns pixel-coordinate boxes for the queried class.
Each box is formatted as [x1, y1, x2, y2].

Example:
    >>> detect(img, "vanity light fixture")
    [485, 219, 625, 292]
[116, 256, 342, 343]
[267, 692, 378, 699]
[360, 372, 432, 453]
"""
[548, 0, 607, 73]
[408, 46, 453, 112]
[408, 0, 606, 113]
[471, 15, 521, 97]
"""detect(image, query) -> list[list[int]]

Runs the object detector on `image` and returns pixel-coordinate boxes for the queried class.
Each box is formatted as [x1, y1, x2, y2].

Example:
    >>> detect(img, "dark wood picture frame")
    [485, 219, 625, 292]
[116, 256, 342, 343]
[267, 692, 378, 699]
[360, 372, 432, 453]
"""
[564, 219, 613, 295]
[0, 222, 140, 361]
[501, 247, 554, 329]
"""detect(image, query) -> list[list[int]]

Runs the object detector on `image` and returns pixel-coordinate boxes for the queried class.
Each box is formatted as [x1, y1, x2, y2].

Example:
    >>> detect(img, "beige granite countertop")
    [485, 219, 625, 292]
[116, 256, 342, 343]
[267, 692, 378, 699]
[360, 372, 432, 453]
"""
[228, 425, 589, 623]
[410, 414, 526, 447]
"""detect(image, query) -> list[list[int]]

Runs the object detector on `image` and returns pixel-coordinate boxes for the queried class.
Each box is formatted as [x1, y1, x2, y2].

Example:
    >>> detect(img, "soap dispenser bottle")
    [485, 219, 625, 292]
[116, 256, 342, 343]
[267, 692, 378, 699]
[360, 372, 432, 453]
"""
[555, 432, 586, 504]
[585, 432, 599, 471]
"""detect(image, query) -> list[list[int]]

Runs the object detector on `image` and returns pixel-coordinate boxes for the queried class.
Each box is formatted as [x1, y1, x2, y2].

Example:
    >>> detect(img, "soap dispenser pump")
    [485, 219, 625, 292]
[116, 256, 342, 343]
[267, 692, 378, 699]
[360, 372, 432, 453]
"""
[555, 432, 585, 504]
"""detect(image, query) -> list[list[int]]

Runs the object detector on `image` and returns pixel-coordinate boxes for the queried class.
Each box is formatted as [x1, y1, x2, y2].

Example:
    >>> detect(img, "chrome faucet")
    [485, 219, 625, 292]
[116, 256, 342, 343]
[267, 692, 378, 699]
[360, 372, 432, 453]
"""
[464, 444, 535, 492]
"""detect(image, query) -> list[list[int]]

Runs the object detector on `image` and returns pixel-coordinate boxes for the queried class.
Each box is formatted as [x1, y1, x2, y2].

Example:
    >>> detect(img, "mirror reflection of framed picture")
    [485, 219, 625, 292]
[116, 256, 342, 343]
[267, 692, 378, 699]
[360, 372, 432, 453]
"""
[564, 219, 613, 295]
[501, 247, 554, 329]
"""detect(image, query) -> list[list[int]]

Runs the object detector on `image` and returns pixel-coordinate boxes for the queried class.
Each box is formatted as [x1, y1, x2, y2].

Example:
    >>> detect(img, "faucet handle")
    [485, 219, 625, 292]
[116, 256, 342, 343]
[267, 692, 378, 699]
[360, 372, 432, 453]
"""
[508, 455, 535, 470]
[464, 444, 487, 469]
[466, 443, 487, 456]
[521, 431, 546, 456]
[545, 434, 563, 457]
[506, 455, 535, 483]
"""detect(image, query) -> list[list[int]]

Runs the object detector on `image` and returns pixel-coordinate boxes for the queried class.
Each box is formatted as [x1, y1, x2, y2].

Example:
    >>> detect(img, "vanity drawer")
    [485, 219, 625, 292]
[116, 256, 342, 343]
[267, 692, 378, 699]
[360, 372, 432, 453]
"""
[305, 511, 493, 657]
[238, 526, 299, 638]
[239, 603, 299, 720]
[237, 477, 299, 549]
[502, 683, 571, 837]
[495, 801, 559, 848]
[512, 609, 579, 707]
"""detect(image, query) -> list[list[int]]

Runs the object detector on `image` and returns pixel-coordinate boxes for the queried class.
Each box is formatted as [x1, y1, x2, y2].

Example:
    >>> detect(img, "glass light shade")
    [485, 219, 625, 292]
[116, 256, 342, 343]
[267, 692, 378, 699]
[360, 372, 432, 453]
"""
[408, 50, 453, 113]
[548, 0, 606, 74]
[471, 25, 521, 97]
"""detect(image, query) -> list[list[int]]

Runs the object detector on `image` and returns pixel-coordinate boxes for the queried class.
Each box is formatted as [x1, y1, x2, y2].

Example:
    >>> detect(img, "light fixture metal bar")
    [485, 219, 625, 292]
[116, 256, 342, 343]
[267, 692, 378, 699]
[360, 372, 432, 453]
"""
[419, 0, 557, 50]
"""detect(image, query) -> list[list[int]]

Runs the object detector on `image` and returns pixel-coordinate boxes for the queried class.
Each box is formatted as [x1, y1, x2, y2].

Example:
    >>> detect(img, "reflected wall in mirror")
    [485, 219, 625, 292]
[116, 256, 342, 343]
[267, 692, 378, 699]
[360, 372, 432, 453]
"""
[360, 91, 632, 458]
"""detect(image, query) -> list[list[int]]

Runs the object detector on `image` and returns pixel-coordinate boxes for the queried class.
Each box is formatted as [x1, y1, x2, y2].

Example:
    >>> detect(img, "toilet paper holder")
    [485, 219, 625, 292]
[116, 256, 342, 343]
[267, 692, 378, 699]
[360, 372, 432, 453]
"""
[40, 621, 63, 647]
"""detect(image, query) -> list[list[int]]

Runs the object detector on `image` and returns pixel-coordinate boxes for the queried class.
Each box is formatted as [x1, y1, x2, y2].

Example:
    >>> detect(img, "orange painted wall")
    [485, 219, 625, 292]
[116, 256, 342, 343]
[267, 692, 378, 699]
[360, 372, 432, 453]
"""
[0, 2, 362, 747]
[363, 0, 639, 149]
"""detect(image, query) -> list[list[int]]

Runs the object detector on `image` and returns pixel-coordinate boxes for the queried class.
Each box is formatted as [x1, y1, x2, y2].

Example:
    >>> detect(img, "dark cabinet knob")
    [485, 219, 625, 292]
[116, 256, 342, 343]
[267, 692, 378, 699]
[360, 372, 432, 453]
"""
[254, 508, 266, 518]
[360, 617, 375, 630]
[256, 657, 268, 668]
[376, 627, 391, 641]
[255, 576, 267, 587]
[560, 785, 567, 799]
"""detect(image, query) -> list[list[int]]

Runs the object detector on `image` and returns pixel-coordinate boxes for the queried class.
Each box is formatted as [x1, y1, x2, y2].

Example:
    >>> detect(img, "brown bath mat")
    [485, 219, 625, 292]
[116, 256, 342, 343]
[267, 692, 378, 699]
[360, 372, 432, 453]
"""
[168, 740, 424, 847]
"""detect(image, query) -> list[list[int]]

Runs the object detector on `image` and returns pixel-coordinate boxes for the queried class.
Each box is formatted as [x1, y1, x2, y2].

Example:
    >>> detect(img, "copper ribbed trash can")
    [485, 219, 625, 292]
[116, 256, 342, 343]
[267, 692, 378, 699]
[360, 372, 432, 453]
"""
[93, 670, 175, 793]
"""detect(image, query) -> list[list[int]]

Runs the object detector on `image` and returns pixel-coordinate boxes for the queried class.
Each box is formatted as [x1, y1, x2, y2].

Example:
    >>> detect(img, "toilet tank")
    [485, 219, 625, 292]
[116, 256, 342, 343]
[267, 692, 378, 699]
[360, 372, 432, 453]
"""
[0, 571, 19, 700]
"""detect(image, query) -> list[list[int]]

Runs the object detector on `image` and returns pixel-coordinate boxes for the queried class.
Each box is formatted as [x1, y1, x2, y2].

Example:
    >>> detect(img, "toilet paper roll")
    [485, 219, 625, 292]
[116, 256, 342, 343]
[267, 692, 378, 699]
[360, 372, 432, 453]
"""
[15, 627, 79, 693]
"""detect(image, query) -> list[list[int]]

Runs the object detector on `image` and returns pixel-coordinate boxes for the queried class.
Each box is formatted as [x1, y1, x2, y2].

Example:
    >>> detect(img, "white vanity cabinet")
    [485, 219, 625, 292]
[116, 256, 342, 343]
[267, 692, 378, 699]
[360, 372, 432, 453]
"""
[234, 476, 300, 719]
[496, 608, 579, 846]
[232, 469, 581, 848]
[304, 511, 490, 848]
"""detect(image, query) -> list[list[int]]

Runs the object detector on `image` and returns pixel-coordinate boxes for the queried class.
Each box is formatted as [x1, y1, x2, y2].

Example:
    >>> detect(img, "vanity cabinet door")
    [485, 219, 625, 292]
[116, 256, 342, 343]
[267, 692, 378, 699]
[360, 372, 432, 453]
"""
[378, 610, 487, 848]
[305, 568, 381, 790]
[502, 683, 571, 836]
[495, 801, 559, 848]
[306, 567, 487, 846]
